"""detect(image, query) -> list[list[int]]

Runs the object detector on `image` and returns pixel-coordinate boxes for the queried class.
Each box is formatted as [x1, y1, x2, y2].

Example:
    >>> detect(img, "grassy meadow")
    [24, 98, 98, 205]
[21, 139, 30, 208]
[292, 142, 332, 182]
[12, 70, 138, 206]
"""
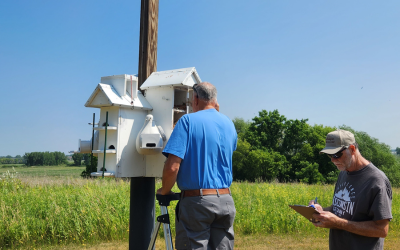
[0, 165, 82, 178]
[0, 165, 399, 249]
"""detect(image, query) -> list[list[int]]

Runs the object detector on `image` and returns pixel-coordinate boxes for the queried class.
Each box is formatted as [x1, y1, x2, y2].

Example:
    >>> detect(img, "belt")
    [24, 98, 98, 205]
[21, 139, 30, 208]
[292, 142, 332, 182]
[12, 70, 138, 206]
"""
[182, 188, 231, 197]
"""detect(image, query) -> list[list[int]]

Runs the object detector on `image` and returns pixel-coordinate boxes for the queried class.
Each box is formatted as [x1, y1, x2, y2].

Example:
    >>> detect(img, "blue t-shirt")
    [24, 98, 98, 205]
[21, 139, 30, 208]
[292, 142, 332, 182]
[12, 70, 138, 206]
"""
[162, 109, 237, 190]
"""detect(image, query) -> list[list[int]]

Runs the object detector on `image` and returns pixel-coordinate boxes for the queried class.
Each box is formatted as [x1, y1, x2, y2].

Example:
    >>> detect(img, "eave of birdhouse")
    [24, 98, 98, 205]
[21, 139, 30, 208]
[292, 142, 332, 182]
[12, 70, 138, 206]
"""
[140, 67, 202, 90]
[85, 83, 153, 110]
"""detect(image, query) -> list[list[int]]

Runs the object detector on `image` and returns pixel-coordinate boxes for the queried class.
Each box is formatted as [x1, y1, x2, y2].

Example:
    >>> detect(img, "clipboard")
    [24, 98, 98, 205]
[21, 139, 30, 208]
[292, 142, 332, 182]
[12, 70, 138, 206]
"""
[289, 205, 320, 222]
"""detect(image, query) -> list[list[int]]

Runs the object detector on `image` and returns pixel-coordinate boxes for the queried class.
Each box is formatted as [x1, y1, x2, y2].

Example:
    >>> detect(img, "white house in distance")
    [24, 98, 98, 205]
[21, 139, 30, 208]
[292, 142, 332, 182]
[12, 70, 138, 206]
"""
[72, 67, 201, 178]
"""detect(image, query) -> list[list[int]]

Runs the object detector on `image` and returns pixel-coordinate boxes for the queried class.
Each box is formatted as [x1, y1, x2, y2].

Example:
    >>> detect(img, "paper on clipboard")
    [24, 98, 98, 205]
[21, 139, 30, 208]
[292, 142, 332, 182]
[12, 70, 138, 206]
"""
[289, 205, 320, 222]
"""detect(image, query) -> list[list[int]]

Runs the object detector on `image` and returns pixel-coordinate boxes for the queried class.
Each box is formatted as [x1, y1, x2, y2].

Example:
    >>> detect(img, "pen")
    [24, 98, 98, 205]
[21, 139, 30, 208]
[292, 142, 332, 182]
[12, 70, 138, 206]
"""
[309, 197, 318, 209]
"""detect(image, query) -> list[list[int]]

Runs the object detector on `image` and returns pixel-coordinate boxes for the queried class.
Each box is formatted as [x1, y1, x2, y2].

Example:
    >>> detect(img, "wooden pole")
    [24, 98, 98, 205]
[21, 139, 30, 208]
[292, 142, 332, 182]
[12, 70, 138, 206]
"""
[130, 0, 159, 249]
[138, 0, 159, 88]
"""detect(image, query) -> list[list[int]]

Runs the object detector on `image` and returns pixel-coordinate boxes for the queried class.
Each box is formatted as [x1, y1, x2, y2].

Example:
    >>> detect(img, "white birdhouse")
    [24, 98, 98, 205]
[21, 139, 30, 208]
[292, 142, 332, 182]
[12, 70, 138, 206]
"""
[71, 67, 201, 178]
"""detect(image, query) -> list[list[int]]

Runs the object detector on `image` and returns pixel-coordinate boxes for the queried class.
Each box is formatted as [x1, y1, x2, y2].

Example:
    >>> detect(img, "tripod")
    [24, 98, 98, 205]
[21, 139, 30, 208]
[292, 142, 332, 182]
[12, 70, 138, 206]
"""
[148, 193, 181, 250]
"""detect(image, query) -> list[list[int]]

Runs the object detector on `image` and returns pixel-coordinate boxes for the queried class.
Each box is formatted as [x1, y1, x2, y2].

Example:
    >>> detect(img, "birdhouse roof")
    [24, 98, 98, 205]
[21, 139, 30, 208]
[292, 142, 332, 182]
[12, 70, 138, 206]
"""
[85, 83, 153, 110]
[140, 67, 202, 90]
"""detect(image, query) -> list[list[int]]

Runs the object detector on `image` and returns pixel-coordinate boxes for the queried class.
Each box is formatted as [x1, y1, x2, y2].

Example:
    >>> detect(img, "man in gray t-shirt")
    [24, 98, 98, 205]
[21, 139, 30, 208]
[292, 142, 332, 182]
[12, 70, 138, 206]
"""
[309, 129, 392, 250]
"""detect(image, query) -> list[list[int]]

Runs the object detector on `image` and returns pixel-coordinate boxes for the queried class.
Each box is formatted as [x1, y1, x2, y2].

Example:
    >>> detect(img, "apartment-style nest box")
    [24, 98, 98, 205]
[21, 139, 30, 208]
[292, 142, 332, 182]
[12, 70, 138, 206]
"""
[71, 67, 201, 178]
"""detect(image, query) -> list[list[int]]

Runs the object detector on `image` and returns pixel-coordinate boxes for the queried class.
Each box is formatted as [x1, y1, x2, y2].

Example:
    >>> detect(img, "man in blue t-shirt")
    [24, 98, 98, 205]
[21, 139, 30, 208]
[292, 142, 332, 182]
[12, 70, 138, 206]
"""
[157, 82, 237, 250]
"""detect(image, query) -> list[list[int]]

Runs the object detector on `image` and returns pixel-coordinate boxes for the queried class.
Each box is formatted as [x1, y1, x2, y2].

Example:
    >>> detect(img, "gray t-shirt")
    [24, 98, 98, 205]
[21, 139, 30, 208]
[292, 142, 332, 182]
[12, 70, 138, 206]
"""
[329, 163, 392, 250]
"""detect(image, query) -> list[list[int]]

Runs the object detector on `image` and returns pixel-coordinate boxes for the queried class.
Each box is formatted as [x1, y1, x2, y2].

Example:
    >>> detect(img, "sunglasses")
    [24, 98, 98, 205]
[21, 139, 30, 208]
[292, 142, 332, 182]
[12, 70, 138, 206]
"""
[327, 147, 347, 159]
[192, 84, 198, 95]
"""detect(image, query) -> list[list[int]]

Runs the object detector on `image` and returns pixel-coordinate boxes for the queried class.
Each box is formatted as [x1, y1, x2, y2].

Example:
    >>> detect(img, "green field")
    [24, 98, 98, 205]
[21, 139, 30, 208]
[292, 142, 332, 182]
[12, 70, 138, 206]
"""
[0, 166, 399, 249]
[0, 165, 84, 178]
[0, 164, 25, 168]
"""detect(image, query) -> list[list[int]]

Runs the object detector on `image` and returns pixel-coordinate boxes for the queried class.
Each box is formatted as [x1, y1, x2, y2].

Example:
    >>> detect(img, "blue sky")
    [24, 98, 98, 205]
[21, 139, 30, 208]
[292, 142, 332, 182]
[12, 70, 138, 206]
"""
[1, 0, 399, 156]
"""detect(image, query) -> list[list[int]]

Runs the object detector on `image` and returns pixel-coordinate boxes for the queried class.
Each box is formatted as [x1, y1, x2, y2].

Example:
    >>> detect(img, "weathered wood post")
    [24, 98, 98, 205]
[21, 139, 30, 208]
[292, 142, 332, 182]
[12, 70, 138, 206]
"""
[130, 0, 159, 249]
[138, 0, 159, 89]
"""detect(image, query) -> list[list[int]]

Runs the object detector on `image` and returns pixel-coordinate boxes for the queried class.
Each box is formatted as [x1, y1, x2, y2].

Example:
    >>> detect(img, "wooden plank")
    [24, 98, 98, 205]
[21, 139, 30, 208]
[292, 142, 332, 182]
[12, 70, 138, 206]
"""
[138, 0, 159, 89]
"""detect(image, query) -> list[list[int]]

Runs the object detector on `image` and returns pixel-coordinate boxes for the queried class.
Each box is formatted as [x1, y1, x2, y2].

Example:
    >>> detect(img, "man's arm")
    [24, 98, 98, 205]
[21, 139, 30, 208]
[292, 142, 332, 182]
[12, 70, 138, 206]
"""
[312, 212, 390, 238]
[157, 154, 182, 195]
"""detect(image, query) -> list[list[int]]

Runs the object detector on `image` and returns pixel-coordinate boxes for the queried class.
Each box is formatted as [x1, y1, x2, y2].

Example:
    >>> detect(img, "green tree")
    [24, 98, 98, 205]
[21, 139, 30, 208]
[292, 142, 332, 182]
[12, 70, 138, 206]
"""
[81, 155, 98, 178]
[241, 110, 336, 183]
[232, 117, 250, 138]
[24, 152, 44, 166]
[83, 153, 91, 165]
[245, 110, 287, 151]
[232, 138, 251, 180]
[232, 138, 290, 182]
[72, 153, 83, 166]
[396, 147, 400, 155]
[246, 149, 289, 182]
[295, 161, 325, 184]
[54, 151, 67, 165]
[43, 151, 56, 166]
[340, 125, 400, 187]
[231, 110, 400, 187]
[23, 152, 65, 166]
[0, 158, 13, 164]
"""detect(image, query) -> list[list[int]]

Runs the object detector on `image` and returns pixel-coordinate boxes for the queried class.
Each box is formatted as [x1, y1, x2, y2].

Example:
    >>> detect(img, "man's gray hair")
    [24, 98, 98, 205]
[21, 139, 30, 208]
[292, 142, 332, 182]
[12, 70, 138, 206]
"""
[193, 82, 217, 103]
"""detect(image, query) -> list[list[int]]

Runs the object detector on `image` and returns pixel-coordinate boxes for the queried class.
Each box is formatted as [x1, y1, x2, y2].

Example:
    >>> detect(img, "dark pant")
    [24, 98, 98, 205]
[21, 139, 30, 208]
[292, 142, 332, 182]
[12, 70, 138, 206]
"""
[175, 194, 236, 250]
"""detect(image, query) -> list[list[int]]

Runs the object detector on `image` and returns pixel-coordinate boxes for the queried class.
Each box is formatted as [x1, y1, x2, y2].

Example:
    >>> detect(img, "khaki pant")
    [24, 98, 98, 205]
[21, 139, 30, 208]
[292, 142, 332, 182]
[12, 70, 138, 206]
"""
[175, 194, 236, 250]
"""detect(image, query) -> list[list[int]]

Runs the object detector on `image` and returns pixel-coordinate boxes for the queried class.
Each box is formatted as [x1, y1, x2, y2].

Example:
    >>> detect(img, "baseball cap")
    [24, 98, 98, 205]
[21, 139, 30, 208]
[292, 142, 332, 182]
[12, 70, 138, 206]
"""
[320, 129, 356, 154]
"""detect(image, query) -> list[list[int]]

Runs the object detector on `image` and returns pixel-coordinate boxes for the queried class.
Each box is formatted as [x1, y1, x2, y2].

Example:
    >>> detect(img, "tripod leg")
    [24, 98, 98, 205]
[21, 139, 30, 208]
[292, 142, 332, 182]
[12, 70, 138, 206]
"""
[161, 206, 174, 250]
[148, 221, 161, 250]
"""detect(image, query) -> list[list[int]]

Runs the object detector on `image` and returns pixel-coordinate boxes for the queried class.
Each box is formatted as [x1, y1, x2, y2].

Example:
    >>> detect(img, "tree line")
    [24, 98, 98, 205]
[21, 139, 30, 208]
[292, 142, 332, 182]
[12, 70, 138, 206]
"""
[0, 158, 24, 165]
[24, 152, 67, 166]
[19, 151, 94, 169]
[9, 109, 400, 186]
[0, 155, 22, 159]
[71, 153, 92, 166]
[232, 110, 400, 187]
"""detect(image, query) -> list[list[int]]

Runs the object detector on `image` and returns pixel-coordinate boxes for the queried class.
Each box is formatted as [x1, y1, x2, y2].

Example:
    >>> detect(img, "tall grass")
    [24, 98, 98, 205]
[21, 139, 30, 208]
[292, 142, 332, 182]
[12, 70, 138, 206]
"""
[166, 182, 400, 236]
[0, 170, 399, 249]
[0, 165, 84, 179]
[0, 176, 130, 248]
[0, 164, 25, 169]
[232, 182, 334, 235]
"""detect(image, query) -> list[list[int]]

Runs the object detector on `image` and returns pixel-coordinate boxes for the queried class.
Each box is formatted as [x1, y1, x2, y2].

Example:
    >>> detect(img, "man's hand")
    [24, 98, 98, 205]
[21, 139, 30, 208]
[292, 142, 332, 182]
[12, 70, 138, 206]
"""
[308, 201, 333, 213]
[312, 211, 342, 228]
[156, 187, 175, 195]
[308, 200, 323, 212]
